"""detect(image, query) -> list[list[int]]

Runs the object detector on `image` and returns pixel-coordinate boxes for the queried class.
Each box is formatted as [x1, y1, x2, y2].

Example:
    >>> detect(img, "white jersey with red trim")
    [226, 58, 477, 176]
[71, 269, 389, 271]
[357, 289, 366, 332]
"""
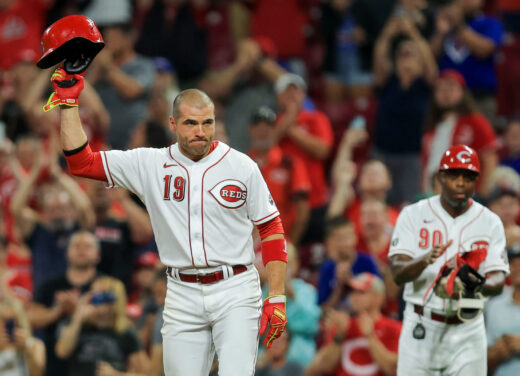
[100, 141, 279, 269]
[389, 195, 509, 312]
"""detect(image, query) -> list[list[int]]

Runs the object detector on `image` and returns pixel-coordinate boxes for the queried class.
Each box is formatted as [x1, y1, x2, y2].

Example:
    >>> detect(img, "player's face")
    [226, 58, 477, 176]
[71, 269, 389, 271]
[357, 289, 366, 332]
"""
[439, 170, 478, 209]
[170, 103, 215, 161]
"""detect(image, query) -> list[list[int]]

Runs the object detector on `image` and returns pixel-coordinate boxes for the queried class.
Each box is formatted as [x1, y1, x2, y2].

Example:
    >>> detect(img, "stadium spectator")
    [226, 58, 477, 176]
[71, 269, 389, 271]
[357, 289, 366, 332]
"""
[372, 13, 438, 205]
[55, 276, 149, 376]
[328, 153, 399, 236]
[198, 37, 286, 152]
[256, 331, 304, 376]
[89, 22, 156, 150]
[88, 181, 153, 290]
[0, 0, 52, 71]
[488, 188, 520, 248]
[10, 149, 95, 292]
[142, 271, 167, 376]
[357, 199, 400, 318]
[486, 246, 520, 376]
[248, 106, 311, 246]
[129, 86, 175, 149]
[135, 0, 209, 89]
[275, 73, 334, 244]
[318, 217, 380, 310]
[422, 69, 498, 195]
[320, 0, 373, 101]
[28, 230, 100, 376]
[306, 273, 401, 376]
[0, 284, 45, 376]
[431, 0, 503, 123]
[500, 118, 520, 175]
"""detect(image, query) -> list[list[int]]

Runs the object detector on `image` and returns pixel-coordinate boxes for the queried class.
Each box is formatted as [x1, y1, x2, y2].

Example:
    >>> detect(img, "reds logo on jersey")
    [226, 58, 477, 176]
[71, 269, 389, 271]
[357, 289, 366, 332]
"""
[209, 180, 247, 209]
[470, 240, 489, 252]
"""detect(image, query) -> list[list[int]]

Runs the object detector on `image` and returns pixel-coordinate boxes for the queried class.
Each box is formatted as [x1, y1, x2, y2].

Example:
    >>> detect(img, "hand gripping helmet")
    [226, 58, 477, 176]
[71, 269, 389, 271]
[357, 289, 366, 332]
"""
[37, 15, 104, 74]
[439, 144, 480, 174]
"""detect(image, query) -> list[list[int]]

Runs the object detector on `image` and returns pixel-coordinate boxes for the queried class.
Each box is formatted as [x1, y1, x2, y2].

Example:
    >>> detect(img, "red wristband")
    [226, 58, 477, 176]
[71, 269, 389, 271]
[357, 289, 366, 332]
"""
[261, 238, 288, 265]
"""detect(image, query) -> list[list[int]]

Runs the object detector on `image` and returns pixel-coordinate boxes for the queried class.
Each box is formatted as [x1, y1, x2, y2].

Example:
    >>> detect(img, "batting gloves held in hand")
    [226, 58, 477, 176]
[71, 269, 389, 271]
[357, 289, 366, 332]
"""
[43, 67, 85, 112]
[259, 295, 287, 348]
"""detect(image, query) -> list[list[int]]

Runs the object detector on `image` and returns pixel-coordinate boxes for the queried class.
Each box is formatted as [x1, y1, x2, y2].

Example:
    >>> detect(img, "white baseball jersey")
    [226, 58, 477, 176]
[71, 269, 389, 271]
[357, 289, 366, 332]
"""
[99, 141, 279, 268]
[389, 195, 509, 313]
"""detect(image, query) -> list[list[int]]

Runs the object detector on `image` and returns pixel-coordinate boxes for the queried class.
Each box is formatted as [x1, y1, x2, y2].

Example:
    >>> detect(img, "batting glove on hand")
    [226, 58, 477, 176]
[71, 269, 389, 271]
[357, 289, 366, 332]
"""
[43, 67, 85, 112]
[259, 295, 287, 348]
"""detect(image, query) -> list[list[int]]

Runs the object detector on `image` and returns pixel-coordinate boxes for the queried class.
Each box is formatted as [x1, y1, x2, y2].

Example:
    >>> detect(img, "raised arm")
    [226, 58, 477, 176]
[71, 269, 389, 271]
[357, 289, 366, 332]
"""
[374, 17, 400, 87]
[10, 156, 45, 239]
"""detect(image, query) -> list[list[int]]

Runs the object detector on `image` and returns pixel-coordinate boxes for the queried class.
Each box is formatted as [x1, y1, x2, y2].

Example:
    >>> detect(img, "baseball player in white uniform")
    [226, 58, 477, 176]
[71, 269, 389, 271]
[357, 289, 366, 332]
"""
[389, 144, 509, 376]
[47, 68, 288, 375]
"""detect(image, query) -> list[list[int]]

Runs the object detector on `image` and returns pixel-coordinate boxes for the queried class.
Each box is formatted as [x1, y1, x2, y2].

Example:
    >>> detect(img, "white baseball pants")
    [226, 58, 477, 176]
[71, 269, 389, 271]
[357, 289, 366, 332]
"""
[397, 304, 486, 376]
[161, 266, 262, 376]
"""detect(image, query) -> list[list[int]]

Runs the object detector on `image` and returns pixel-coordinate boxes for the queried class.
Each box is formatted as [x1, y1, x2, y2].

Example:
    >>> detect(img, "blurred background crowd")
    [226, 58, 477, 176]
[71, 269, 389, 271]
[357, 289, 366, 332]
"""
[1, 0, 520, 375]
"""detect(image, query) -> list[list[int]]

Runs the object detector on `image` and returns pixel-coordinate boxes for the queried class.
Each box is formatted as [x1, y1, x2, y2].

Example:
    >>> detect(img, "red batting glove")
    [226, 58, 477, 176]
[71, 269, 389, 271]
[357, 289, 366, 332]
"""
[259, 295, 287, 348]
[43, 67, 85, 112]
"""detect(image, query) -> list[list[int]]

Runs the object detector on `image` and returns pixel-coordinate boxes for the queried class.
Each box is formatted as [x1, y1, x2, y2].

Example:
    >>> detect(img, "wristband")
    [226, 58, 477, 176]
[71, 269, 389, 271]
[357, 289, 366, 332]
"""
[265, 295, 286, 304]
[261, 238, 288, 265]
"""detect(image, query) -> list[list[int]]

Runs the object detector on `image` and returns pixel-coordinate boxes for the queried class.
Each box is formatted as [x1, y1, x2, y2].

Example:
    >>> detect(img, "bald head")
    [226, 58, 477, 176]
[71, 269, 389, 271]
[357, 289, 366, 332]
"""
[172, 89, 214, 120]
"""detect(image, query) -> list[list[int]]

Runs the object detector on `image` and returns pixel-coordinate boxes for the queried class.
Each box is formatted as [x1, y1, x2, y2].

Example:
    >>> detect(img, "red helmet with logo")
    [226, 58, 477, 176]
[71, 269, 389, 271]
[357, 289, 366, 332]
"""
[439, 144, 480, 174]
[37, 15, 104, 74]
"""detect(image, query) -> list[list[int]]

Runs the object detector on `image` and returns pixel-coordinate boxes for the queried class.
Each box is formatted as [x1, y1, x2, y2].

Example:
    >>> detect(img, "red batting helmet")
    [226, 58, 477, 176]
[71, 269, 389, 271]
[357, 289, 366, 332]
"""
[37, 15, 104, 74]
[439, 144, 480, 174]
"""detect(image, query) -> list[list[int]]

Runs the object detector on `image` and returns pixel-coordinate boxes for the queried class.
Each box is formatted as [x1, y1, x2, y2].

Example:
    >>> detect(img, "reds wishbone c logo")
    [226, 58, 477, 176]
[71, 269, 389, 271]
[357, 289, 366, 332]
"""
[456, 150, 472, 164]
[209, 180, 247, 209]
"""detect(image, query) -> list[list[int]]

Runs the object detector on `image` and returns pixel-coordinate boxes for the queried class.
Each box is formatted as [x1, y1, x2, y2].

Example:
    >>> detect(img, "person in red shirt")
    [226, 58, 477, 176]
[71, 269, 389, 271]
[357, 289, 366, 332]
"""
[275, 73, 334, 244]
[249, 106, 311, 246]
[0, 0, 53, 70]
[306, 272, 402, 376]
[422, 69, 498, 195]
[357, 199, 400, 319]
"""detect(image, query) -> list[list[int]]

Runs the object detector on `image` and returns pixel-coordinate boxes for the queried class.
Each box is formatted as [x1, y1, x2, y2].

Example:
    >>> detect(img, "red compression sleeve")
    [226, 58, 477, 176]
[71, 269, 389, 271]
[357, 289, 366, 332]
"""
[257, 216, 285, 239]
[261, 238, 288, 265]
[64, 143, 107, 182]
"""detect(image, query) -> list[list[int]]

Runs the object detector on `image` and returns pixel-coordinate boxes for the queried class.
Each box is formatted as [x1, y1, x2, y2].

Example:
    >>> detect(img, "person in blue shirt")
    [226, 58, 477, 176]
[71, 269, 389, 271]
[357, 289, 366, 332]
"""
[500, 119, 520, 176]
[485, 246, 520, 375]
[318, 216, 381, 310]
[431, 0, 503, 123]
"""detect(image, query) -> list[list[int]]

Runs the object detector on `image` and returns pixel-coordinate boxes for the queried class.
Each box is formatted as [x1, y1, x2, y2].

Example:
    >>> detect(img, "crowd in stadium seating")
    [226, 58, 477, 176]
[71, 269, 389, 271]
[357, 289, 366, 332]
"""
[2, 0, 520, 375]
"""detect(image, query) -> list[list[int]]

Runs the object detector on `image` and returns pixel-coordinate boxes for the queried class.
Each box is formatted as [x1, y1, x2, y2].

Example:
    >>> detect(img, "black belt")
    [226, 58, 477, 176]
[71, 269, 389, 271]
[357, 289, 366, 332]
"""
[166, 265, 247, 284]
[414, 305, 463, 325]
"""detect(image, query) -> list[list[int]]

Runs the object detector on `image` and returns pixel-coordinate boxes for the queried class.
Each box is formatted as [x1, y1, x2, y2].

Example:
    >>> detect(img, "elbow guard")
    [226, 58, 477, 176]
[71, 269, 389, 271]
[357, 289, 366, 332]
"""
[64, 142, 107, 181]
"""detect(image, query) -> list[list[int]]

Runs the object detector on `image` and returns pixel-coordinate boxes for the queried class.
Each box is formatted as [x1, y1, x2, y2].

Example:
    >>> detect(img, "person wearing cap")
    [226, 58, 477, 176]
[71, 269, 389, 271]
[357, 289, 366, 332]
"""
[431, 0, 503, 123]
[275, 73, 334, 244]
[422, 69, 498, 196]
[486, 247, 520, 376]
[488, 187, 520, 248]
[389, 144, 509, 375]
[248, 106, 311, 246]
[306, 273, 402, 376]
